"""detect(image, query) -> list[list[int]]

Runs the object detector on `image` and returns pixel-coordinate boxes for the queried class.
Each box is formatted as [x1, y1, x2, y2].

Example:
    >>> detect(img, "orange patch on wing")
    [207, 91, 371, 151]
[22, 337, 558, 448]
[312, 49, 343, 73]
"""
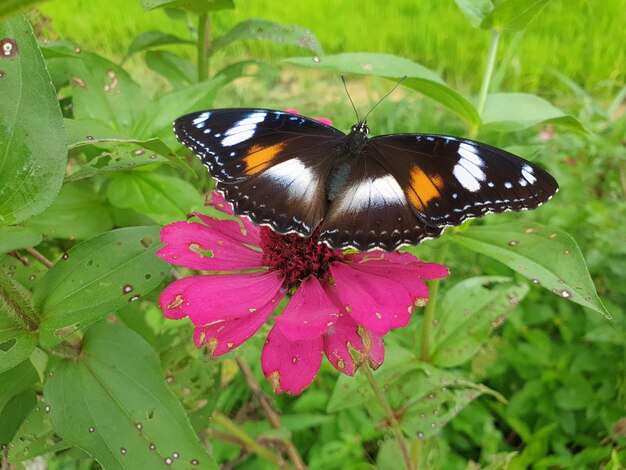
[243, 142, 287, 175]
[407, 166, 444, 211]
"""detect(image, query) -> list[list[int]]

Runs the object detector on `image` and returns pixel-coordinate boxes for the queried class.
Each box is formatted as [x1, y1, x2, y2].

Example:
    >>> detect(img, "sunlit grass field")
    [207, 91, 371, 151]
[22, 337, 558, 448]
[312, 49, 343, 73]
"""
[41, 0, 625, 100]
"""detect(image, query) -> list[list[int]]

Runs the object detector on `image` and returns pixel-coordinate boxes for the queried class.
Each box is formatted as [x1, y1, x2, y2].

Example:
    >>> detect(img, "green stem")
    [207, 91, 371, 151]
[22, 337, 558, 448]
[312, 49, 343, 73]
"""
[197, 13, 211, 81]
[471, 29, 500, 139]
[212, 412, 284, 467]
[0, 272, 38, 331]
[608, 84, 626, 119]
[419, 243, 449, 363]
[362, 366, 414, 470]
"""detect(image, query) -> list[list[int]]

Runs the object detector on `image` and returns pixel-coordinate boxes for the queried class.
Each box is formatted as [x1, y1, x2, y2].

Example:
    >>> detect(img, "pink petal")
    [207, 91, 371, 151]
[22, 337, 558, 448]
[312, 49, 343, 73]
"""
[350, 252, 449, 279]
[261, 325, 323, 395]
[182, 271, 285, 325]
[157, 220, 263, 271]
[348, 252, 449, 301]
[204, 191, 260, 242]
[408, 261, 450, 280]
[159, 276, 199, 319]
[330, 262, 413, 335]
[315, 117, 333, 126]
[283, 109, 332, 126]
[274, 277, 340, 341]
[323, 315, 385, 376]
[193, 296, 278, 356]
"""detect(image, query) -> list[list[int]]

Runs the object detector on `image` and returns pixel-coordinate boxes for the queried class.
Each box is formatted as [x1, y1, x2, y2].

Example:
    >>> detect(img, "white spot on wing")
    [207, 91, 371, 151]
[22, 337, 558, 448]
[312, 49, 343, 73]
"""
[333, 175, 407, 214]
[263, 159, 317, 204]
[221, 112, 267, 147]
[453, 164, 482, 192]
[454, 142, 486, 192]
[192, 112, 210, 126]
[521, 164, 537, 184]
[458, 142, 484, 167]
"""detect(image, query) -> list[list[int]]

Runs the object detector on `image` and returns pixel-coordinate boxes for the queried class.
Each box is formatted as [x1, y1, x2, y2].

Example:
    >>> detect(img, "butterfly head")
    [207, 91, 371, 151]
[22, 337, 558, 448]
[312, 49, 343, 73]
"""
[351, 121, 370, 135]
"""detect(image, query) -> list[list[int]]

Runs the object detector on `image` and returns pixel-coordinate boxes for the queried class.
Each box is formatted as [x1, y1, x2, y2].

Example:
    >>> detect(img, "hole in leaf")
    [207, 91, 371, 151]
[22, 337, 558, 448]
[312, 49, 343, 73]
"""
[93, 155, 111, 169]
[55, 324, 79, 338]
[0, 338, 17, 352]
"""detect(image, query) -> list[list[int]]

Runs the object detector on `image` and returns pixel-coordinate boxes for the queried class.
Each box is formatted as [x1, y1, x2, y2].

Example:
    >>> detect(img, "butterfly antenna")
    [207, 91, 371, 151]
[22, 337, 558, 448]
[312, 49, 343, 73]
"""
[341, 75, 360, 122]
[362, 75, 408, 123]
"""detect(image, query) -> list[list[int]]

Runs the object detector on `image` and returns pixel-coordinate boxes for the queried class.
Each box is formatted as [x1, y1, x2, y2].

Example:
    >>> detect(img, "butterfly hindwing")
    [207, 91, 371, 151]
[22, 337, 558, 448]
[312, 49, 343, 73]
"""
[319, 152, 444, 251]
[369, 134, 558, 227]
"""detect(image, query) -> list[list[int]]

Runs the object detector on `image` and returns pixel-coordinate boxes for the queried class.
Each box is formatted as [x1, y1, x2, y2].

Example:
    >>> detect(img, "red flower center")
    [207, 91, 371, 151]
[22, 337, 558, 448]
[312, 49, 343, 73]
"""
[259, 227, 345, 290]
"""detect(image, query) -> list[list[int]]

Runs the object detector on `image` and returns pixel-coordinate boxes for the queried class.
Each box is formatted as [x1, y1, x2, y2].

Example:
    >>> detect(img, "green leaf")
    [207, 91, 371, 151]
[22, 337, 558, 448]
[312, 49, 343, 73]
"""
[66, 145, 172, 182]
[212, 19, 323, 54]
[481, 0, 550, 32]
[0, 388, 36, 446]
[146, 50, 196, 88]
[0, 16, 66, 226]
[430, 276, 529, 367]
[32, 226, 169, 348]
[455, 0, 494, 28]
[132, 75, 228, 138]
[44, 322, 216, 469]
[396, 371, 503, 440]
[0, 0, 50, 21]
[141, 0, 234, 13]
[43, 43, 145, 130]
[450, 222, 610, 318]
[327, 344, 423, 412]
[25, 181, 114, 240]
[0, 226, 42, 253]
[284, 53, 480, 128]
[0, 360, 37, 413]
[107, 172, 202, 225]
[0, 303, 37, 374]
[64, 118, 191, 178]
[5, 399, 68, 462]
[481, 92, 584, 132]
[126, 31, 194, 59]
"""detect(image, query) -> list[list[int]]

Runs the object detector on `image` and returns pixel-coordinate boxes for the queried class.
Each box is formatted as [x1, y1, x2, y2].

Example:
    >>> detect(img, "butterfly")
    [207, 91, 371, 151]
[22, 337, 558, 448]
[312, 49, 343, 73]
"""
[174, 108, 558, 251]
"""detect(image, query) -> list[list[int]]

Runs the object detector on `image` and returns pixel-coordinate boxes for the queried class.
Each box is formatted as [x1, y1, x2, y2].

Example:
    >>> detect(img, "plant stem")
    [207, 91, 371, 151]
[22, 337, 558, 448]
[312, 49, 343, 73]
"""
[419, 243, 449, 363]
[361, 366, 414, 470]
[236, 358, 306, 469]
[607, 84, 626, 119]
[197, 13, 211, 81]
[212, 412, 285, 467]
[472, 29, 501, 138]
[0, 272, 38, 331]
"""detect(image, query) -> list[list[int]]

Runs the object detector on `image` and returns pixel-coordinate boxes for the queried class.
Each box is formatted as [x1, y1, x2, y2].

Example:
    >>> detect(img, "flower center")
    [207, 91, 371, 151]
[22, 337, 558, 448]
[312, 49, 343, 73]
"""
[259, 227, 344, 290]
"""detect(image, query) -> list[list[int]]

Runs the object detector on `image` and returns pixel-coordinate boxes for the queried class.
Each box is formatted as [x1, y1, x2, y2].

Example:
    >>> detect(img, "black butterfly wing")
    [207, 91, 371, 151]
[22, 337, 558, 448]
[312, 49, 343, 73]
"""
[368, 134, 559, 227]
[319, 152, 444, 251]
[174, 109, 345, 236]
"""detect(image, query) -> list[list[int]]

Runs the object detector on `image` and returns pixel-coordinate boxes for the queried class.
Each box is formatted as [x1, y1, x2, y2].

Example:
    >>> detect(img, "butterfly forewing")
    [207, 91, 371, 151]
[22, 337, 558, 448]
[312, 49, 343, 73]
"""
[369, 134, 558, 227]
[175, 109, 346, 237]
[174, 109, 344, 183]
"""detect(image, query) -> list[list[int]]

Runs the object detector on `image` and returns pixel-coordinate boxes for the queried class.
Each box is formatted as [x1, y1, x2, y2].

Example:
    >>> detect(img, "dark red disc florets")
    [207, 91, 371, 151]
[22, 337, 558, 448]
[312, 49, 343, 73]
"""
[259, 227, 344, 290]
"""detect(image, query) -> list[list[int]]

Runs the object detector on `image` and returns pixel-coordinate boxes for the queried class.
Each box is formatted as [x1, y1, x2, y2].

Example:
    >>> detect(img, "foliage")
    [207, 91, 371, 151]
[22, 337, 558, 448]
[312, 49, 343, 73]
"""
[1, 0, 624, 469]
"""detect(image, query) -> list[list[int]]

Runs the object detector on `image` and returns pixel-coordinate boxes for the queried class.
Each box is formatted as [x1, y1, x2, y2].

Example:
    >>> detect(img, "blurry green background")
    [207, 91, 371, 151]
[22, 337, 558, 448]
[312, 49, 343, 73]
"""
[41, 0, 625, 99]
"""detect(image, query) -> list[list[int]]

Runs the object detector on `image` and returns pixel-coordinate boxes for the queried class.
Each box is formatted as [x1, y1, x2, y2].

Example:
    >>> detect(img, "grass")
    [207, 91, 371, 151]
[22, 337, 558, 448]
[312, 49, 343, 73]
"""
[39, 0, 626, 100]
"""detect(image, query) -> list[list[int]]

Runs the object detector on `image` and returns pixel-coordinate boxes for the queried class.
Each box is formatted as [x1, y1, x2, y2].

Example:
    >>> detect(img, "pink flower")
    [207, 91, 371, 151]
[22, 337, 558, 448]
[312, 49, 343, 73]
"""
[284, 108, 333, 127]
[157, 192, 449, 394]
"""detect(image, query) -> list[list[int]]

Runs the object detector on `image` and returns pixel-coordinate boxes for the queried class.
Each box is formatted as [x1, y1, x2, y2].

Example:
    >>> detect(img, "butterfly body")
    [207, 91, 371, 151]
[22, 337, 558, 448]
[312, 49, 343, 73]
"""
[174, 108, 558, 251]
